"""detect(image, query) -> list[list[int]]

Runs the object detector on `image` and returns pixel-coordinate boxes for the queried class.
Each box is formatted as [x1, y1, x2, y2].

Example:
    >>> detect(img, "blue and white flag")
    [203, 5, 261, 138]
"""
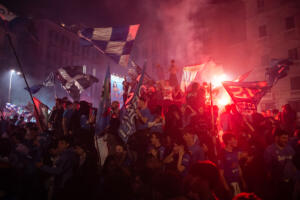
[56, 66, 99, 100]
[118, 61, 146, 143]
[95, 65, 111, 136]
[79, 24, 140, 67]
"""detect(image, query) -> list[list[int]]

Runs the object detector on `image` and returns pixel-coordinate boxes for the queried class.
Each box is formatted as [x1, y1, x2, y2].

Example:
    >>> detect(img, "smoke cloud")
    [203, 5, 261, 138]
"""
[141, 0, 209, 66]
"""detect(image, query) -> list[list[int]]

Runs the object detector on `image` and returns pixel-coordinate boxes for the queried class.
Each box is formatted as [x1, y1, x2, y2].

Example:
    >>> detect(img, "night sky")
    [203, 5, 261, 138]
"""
[1, 0, 150, 26]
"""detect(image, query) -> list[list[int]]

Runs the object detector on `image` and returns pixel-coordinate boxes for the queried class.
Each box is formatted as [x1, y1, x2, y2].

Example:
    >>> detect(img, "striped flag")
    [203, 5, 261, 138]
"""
[79, 24, 140, 67]
[95, 65, 111, 136]
[119, 62, 147, 143]
[181, 63, 206, 91]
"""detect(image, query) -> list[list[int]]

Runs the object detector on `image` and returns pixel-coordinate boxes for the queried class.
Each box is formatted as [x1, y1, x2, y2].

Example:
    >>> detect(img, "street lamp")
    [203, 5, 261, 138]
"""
[8, 69, 21, 103]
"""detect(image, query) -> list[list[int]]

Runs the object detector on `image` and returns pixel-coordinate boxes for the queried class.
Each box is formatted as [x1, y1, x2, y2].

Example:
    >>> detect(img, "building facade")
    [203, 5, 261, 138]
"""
[0, 19, 112, 106]
[199, 0, 300, 112]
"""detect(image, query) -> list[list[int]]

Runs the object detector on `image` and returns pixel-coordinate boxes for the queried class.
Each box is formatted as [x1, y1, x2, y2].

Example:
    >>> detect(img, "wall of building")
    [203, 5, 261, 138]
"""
[197, 0, 300, 111]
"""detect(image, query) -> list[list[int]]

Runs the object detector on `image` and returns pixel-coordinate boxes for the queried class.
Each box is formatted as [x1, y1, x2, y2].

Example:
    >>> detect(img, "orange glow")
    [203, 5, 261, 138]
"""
[216, 93, 232, 106]
[212, 74, 229, 88]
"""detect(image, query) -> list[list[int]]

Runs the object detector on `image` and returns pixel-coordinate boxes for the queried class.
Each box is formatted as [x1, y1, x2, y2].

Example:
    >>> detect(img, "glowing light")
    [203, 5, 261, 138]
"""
[10, 69, 15, 73]
[217, 94, 231, 106]
[17, 72, 21, 75]
[212, 74, 229, 88]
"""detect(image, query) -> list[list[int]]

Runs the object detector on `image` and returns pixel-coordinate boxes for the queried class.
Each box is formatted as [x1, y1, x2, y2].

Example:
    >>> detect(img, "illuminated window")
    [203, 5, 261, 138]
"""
[83, 65, 86, 74]
[93, 68, 96, 76]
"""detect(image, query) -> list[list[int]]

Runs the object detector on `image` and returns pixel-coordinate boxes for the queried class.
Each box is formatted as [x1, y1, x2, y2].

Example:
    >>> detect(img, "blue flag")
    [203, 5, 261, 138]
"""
[24, 84, 44, 94]
[118, 61, 147, 143]
[78, 24, 140, 67]
[95, 65, 111, 136]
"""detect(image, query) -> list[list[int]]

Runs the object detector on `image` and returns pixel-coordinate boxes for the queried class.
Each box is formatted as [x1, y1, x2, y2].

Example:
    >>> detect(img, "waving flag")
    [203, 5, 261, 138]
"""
[24, 84, 44, 94]
[181, 63, 206, 91]
[33, 97, 49, 131]
[119, 62, 146, 143]
[95, 65, 111, 136]
[23, 72, 55, 94]
[266, 58, 292, 86]
[43, 72, 55, 87]
[233, 70, 253, 82]
[56, 66, 99, 100]
[222, 81, 269, 114]
[79, 24, 140, 67]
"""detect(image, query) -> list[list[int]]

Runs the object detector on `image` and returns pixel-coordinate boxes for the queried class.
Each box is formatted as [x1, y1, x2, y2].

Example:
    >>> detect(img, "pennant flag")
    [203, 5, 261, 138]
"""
[79, 24, 140, 67]
[266, 58, 292, 86]
[24, 84, 44, 94]
[119, 62, 147, 143]
[95, 65, 111, 136]
[56, 66, 98, 100]
[233, 70, 253, 82]
[33, 97, 49, 131]
[222, 81, 269, 114]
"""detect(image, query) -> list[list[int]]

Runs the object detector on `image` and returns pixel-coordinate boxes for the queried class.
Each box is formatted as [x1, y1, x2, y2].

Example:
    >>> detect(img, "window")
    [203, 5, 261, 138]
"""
[261, 54, 269, 65]
[92, 68, 96, 76]
[290, 76, 300, 90]
[83, 65, 86, 74]
[285, 16, 295, 30]
[258, 25, 267, 37]
[288, 48, 299, 60]
[257, 0, 264, 9]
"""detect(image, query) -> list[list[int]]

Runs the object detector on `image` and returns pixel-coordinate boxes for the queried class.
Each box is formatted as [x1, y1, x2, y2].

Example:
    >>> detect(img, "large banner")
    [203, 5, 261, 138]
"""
[222, 81, 269, 114]
[111, 75, 124, 106]
[180, 63, 206, 91]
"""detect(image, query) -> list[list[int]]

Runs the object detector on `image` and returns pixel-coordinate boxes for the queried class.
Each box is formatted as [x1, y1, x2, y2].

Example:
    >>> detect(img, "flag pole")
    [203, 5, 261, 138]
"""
[210, 82, 218, 158]
[5, 32, 42, 130]
[129, 58, 154, 81]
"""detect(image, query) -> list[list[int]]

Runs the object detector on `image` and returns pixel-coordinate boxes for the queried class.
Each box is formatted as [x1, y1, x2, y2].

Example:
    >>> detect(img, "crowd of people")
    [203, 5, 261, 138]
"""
[0, 61, 300, 200]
